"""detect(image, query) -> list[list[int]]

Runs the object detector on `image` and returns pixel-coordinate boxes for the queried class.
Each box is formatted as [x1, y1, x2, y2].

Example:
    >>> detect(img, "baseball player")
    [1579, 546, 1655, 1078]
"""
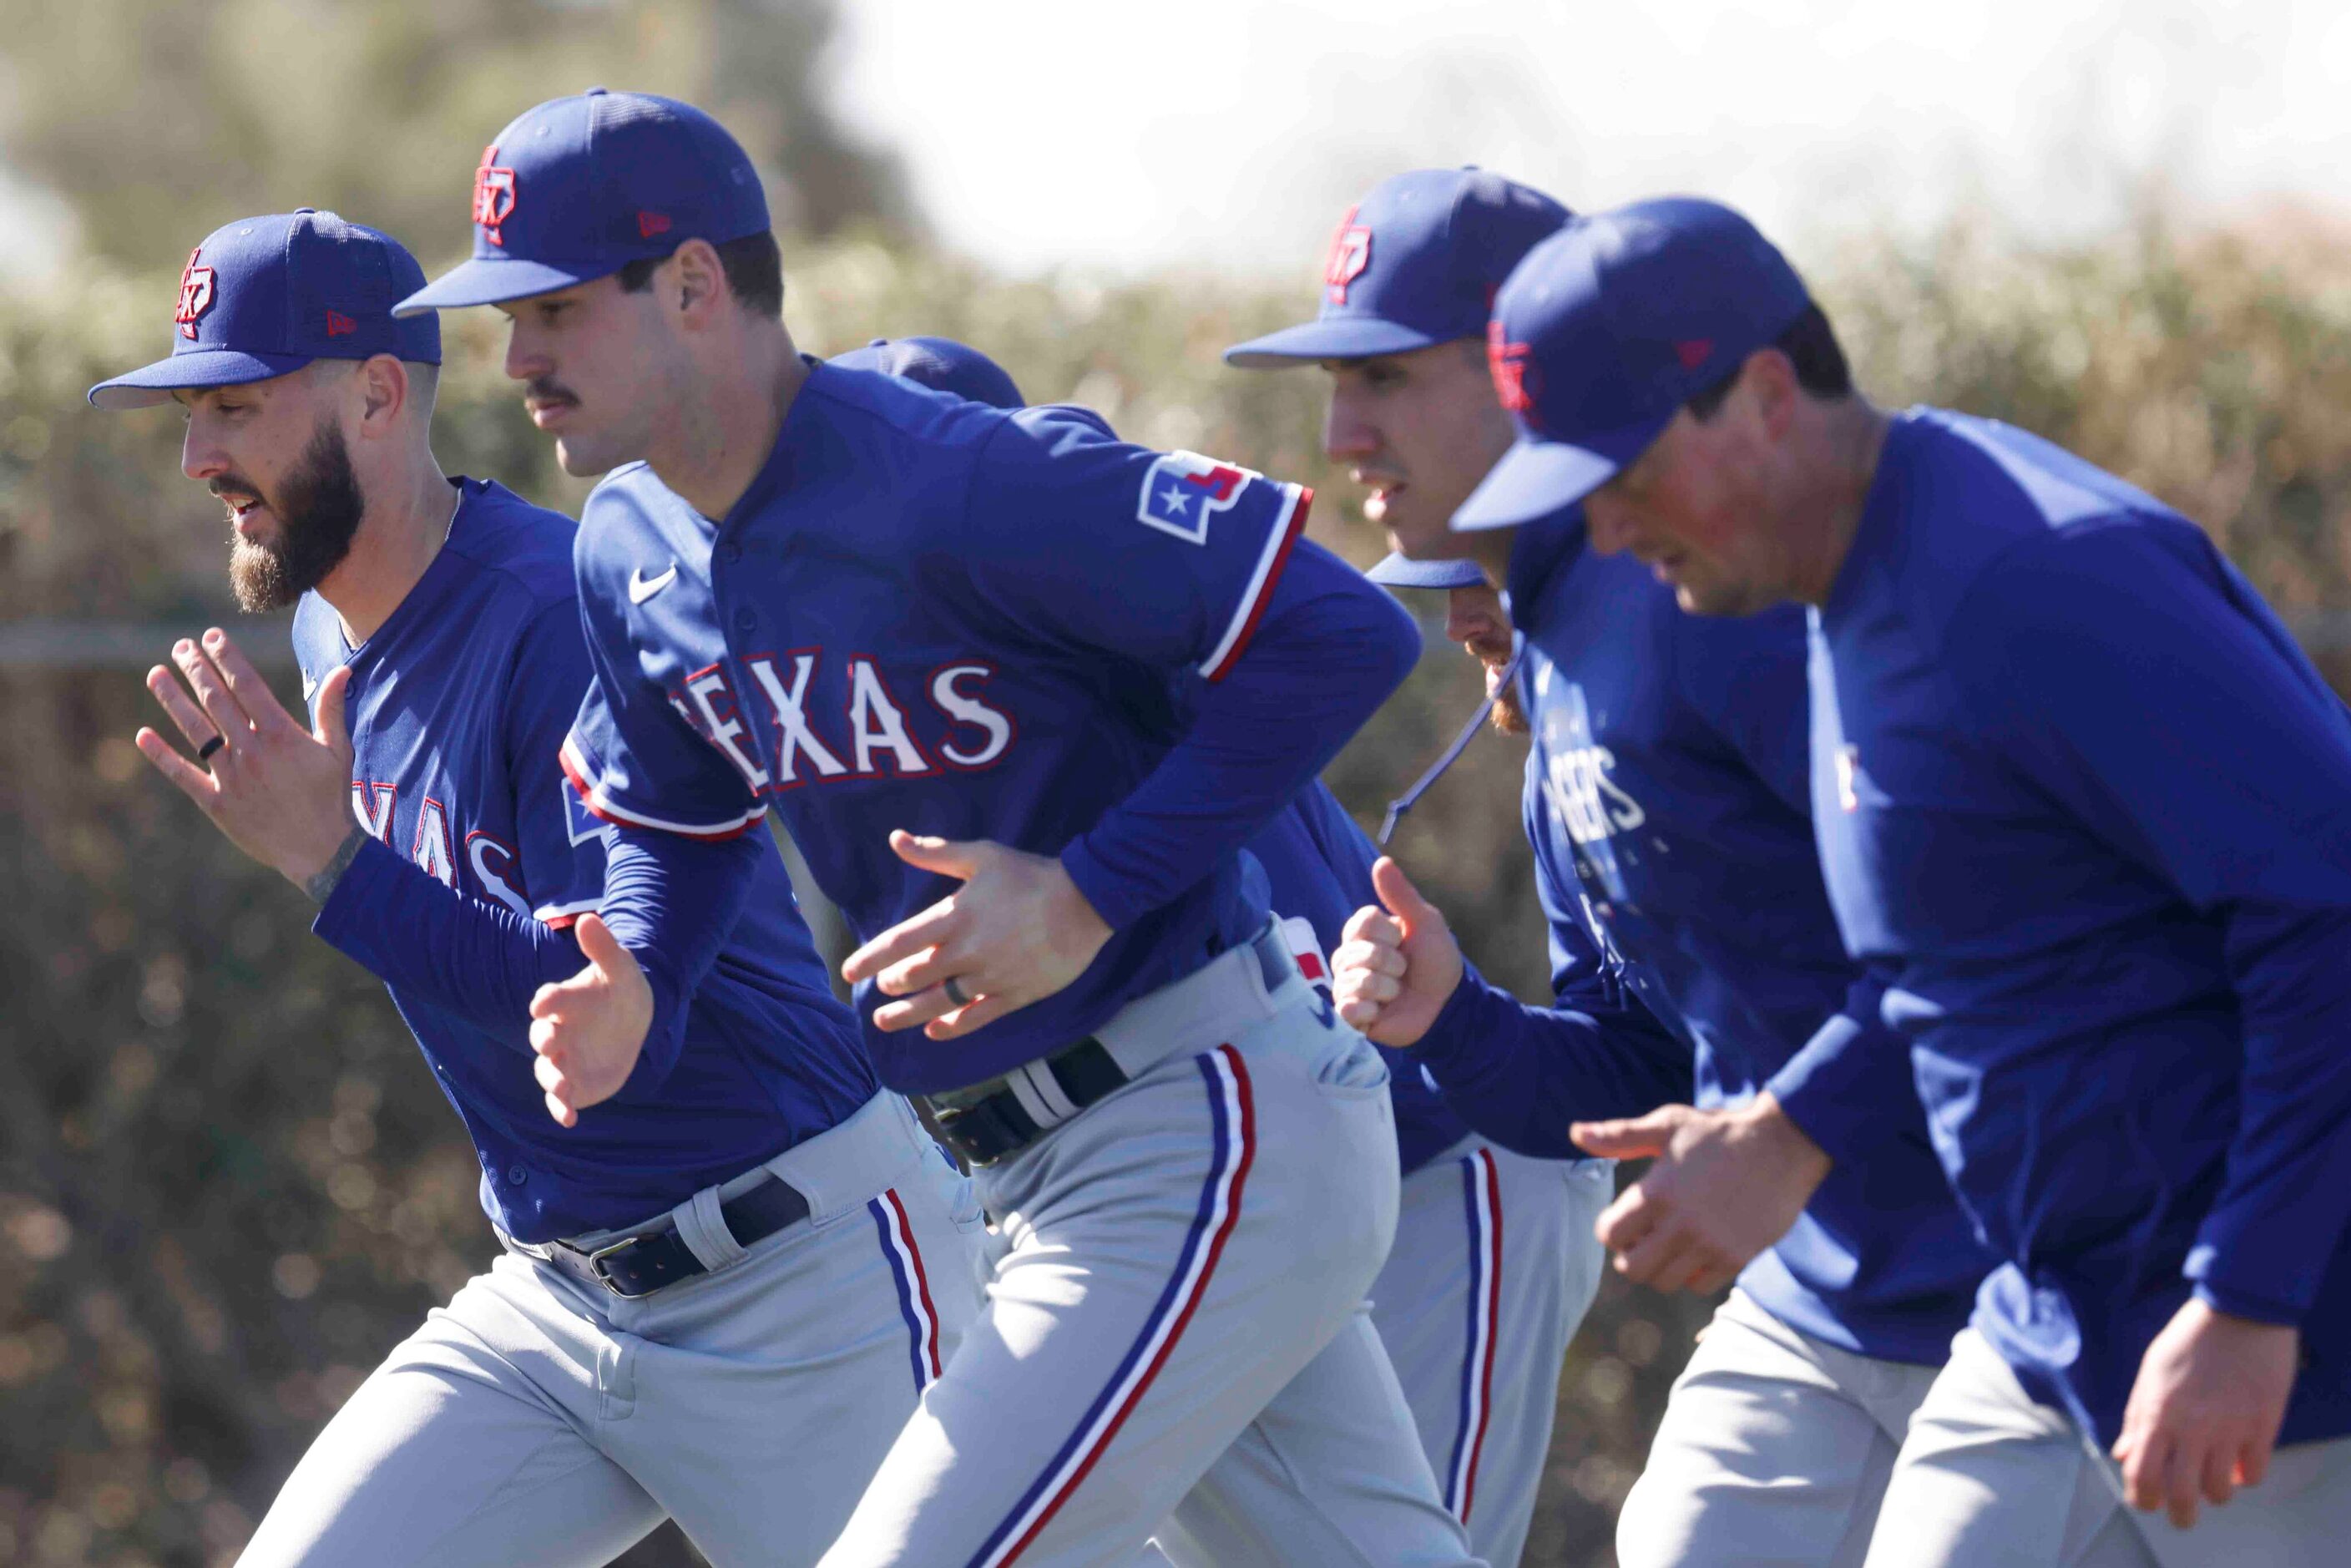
[840, 331, 1611, 1568]
[1457, 195, 2351, 1566]
[97, 210, 976, 1568]
[1261, 172, 2000, 1566]
[394, 92, 1480, 1567]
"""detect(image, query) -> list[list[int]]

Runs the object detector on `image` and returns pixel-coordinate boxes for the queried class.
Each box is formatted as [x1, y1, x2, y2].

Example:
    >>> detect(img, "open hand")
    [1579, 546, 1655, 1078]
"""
[527, 914, 652, 1126]
[2113, 1297, 2299, 1529]
[1571, 1094, 1830, 1294]
[1331, 857, 1464, 1046]
[134, 628, 357, 889]
[840, 832, 1113, 1039]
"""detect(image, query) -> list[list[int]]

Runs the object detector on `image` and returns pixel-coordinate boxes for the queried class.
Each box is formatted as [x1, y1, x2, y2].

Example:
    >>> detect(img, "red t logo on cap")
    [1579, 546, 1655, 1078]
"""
[1487, 321, 1537, 416]
[473, 144, 518, 245]
[174, 249, 215, 341]
[1324, 205, 1372, 305]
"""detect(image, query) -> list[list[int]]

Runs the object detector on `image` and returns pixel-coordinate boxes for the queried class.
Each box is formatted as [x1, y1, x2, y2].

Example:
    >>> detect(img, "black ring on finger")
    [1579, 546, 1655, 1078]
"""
[942, 975, 970, 1008]
[197, 734, 225, 762]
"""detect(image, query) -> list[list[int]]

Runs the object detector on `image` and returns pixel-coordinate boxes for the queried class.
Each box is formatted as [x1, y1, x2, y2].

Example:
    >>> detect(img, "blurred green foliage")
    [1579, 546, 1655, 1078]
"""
[7, 124, 2351, 1568]
[0, 0, 911, 269]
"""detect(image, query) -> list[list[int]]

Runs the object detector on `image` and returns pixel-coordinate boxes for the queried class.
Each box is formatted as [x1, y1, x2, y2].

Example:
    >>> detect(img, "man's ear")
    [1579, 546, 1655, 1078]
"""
[1741, 346, 1802, 440]
[667, 239, 727, 326]
[353, 354, 409, 438]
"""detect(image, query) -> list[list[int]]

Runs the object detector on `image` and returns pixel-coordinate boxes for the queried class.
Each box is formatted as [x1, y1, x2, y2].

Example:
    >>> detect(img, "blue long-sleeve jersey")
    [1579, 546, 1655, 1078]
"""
[561, 367, 1419, 1093]
[1811, 408, 2351, 1444]
[1417, 510, 1991, 1364]
[1239, 781, 1473, 1175]
[296, 478, 875, 1243]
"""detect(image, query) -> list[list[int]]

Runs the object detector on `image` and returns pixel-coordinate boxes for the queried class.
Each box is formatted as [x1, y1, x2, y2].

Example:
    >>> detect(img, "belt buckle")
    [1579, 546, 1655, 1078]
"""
[582, 1234, 652, 1299]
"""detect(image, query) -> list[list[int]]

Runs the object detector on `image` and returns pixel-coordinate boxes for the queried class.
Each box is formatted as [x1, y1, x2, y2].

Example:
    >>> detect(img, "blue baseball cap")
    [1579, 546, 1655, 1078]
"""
[1454, 197, 1813, 531]
[1365, 554, 1487, 589]
[1224, 169, 1571, 367]
[394, 89, 769, 316]
[88, 210, 439, 410]
[831, 336, 1025, 410]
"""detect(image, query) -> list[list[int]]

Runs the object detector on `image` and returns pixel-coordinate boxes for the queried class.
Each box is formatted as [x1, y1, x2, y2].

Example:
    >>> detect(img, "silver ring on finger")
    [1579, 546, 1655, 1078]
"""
[942, 974, 971, 1008]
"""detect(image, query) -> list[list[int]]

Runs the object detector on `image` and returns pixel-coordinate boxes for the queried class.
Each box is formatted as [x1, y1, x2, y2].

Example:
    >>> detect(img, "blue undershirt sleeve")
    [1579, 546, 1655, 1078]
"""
[1059, 542, 1420, 929]
[1963, 522, 2351, 1325]
[312, 837, 584, 1044]
[596, 824, 766, 1095]
[1413, 789, 1693, 1157]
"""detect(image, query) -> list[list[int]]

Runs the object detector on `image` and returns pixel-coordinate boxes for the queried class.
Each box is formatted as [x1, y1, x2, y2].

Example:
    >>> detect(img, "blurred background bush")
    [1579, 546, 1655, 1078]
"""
[5, 4, 2351, 1565]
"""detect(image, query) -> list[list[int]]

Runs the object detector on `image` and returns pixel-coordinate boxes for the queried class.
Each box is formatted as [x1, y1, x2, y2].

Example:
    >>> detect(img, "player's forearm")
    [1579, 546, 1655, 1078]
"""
[595, 825, 765, 1091]
[1063, 549, 1418, 929]
[1418, 959, 1695, 1158]
[313, 836, 584, 1041]
[2185, 903, 2351, 1323]
[1759, 971, 1919, 1172]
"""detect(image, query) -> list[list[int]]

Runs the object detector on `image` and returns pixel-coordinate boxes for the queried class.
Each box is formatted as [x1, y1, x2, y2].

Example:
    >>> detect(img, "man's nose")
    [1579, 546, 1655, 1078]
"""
[503, 322, 548, 385]
[1322, 392, 1378, 463]
[1444, 603, 1487, 645]
[181, 421, 226, 484]
[1585, 492, 1631, 555]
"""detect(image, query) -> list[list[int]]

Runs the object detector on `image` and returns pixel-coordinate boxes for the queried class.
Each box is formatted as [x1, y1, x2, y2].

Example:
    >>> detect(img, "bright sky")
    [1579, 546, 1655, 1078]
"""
[832, 0, 2351, 281]
[2, 1, 2341, 286]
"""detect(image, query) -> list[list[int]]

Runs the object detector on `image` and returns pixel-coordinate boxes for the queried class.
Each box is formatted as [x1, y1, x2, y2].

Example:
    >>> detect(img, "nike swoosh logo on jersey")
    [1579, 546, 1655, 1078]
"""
[301, 670, 317, 701]
[629, 563, 679, 604]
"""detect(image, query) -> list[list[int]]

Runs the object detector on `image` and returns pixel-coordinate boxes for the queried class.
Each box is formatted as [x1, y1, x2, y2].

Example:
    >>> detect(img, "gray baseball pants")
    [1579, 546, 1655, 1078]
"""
[1375, 1143, 1610, 1568]
[1616, 1287, 1945, 1568]
[1862, 1326, 2351, 1568]
[818, 936, 1482, 1568]
[236, 1091, 981, 1568]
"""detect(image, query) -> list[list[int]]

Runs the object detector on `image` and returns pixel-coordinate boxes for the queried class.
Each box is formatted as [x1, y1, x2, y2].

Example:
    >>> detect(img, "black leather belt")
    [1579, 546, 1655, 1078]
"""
[915, 924, 1296, 1169]
[538, 1173, 811, 1299]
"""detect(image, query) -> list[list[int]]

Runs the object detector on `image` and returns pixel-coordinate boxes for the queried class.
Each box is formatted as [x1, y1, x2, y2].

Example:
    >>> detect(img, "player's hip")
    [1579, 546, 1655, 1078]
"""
[962, 928, 1401, 1279]
[496, 1092, 968, 1323]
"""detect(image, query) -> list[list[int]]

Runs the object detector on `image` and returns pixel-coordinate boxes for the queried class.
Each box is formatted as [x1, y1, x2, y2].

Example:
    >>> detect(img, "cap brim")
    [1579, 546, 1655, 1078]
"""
[393, 255, 614, 317]
[1453, 429, 1647, 532]
[1224, 316, 1450, 368]
[88, 347, 316, 410]
[1365, 552, 1486, 589]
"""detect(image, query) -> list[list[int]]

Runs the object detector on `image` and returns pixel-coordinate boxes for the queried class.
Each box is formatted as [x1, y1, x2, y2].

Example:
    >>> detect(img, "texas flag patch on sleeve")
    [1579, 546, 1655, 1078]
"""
[1137, 450, 1261, 545]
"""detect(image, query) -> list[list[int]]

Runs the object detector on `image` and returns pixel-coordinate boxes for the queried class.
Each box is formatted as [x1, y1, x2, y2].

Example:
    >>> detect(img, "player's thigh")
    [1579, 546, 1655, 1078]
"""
[238, 1282, 661, 1568]
[614, 1152, 983, 1566]
[2091, 1430, 2351, 1568]
[1619, 1290, 1904, 1568]
[1157, 1305, 1475, 1568]
[1371, 1144, 1608, 1566]
[1859, 1329, 2123, 1568]
[818, 1015, 1403, 1568]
